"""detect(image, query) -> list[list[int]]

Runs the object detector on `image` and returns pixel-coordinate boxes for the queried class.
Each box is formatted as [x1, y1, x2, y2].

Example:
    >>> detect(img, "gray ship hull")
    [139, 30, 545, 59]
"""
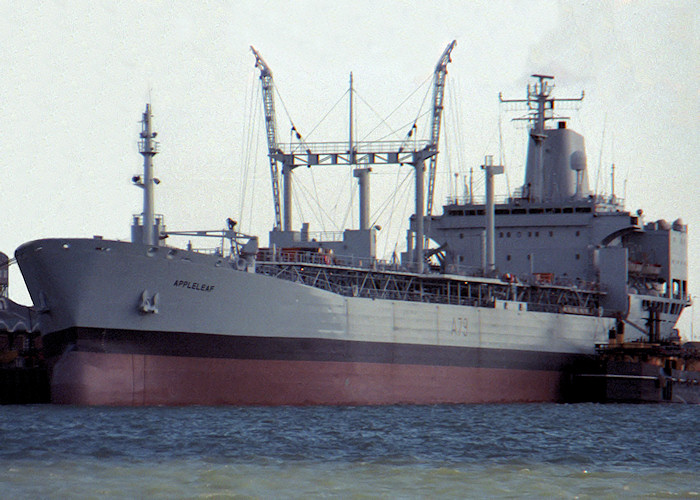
[16, 238, 614, 405]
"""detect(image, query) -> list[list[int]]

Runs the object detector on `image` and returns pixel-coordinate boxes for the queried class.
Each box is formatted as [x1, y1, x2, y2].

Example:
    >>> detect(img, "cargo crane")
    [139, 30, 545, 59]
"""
[251, 42, 456, 273]
[425, 40, 456, 216]
[251, 46, 282, 231]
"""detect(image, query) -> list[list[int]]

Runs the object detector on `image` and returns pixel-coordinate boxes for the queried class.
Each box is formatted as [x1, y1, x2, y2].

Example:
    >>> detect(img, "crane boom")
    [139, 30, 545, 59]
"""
[426, 40, 456, 216]
[251, 46, 282, 230]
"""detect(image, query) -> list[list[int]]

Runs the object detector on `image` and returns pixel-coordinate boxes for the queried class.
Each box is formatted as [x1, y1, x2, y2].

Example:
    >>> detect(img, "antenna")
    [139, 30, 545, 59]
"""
[595, 113, 607, 195]
[611, 163, 615, 199]
[469, 166, 473, 204]
[349, 72, 354, 158]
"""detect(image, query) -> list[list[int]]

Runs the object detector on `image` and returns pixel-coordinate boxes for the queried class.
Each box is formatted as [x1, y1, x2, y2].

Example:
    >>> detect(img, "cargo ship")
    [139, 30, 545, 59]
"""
[14, 46, 691, 405]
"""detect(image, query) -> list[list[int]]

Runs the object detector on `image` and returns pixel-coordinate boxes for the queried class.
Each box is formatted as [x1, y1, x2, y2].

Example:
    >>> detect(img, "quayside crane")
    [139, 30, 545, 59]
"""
[251, 41, 456, 273]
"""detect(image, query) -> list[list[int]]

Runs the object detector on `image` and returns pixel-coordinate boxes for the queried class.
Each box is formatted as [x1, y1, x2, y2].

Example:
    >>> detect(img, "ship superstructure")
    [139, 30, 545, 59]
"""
[13, 51, 691, 405]
[424, 75, 690, 343]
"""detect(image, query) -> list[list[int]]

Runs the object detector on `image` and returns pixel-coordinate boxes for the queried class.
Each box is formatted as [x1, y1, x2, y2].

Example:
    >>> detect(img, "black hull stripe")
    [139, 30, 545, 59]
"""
[43, 327, 589, 372]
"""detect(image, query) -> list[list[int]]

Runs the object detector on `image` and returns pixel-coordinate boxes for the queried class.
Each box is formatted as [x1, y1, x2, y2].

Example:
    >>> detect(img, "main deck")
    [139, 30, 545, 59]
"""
[254, 249, 605, 316]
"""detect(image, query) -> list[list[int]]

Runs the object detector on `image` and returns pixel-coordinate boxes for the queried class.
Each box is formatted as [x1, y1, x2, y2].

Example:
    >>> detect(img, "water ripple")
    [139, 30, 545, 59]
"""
[0, 404, 698, 497]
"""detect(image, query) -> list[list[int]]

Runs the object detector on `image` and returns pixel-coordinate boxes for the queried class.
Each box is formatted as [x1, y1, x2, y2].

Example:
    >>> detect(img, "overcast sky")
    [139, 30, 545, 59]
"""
[1, 1, 698, 336]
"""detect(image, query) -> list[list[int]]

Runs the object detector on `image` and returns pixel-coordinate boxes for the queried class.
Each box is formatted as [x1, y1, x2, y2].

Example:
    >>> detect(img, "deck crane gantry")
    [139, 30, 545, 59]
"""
[250, 46, 283, 231]
[250, 42, 456, 273]
[425, 40, 456, 216]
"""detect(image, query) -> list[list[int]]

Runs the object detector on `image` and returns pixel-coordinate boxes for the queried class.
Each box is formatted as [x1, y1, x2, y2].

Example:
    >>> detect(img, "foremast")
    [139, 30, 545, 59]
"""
[131, 104, 163, 245]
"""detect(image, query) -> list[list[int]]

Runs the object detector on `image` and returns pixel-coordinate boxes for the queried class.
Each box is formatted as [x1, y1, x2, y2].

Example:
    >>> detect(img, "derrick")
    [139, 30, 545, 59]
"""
[426, 40, 456, 216]
[250, 42, 456, 273]
[251, 46, 283, 230]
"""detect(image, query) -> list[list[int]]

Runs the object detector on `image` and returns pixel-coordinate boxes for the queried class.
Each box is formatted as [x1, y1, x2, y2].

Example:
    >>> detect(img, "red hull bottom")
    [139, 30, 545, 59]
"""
[51, 351, 563, 405]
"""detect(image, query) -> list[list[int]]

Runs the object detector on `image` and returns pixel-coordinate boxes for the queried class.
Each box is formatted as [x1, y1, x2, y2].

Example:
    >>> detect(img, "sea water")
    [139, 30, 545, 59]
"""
[1, 404, 698, 498]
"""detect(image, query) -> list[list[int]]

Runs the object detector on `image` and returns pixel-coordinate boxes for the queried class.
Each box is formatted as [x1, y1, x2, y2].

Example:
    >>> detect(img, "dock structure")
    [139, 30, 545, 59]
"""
[0, 256, 48, 404]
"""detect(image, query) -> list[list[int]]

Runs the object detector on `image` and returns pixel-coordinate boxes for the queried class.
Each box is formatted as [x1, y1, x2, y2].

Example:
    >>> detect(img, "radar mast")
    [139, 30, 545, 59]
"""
[500, 75, 584, 202]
